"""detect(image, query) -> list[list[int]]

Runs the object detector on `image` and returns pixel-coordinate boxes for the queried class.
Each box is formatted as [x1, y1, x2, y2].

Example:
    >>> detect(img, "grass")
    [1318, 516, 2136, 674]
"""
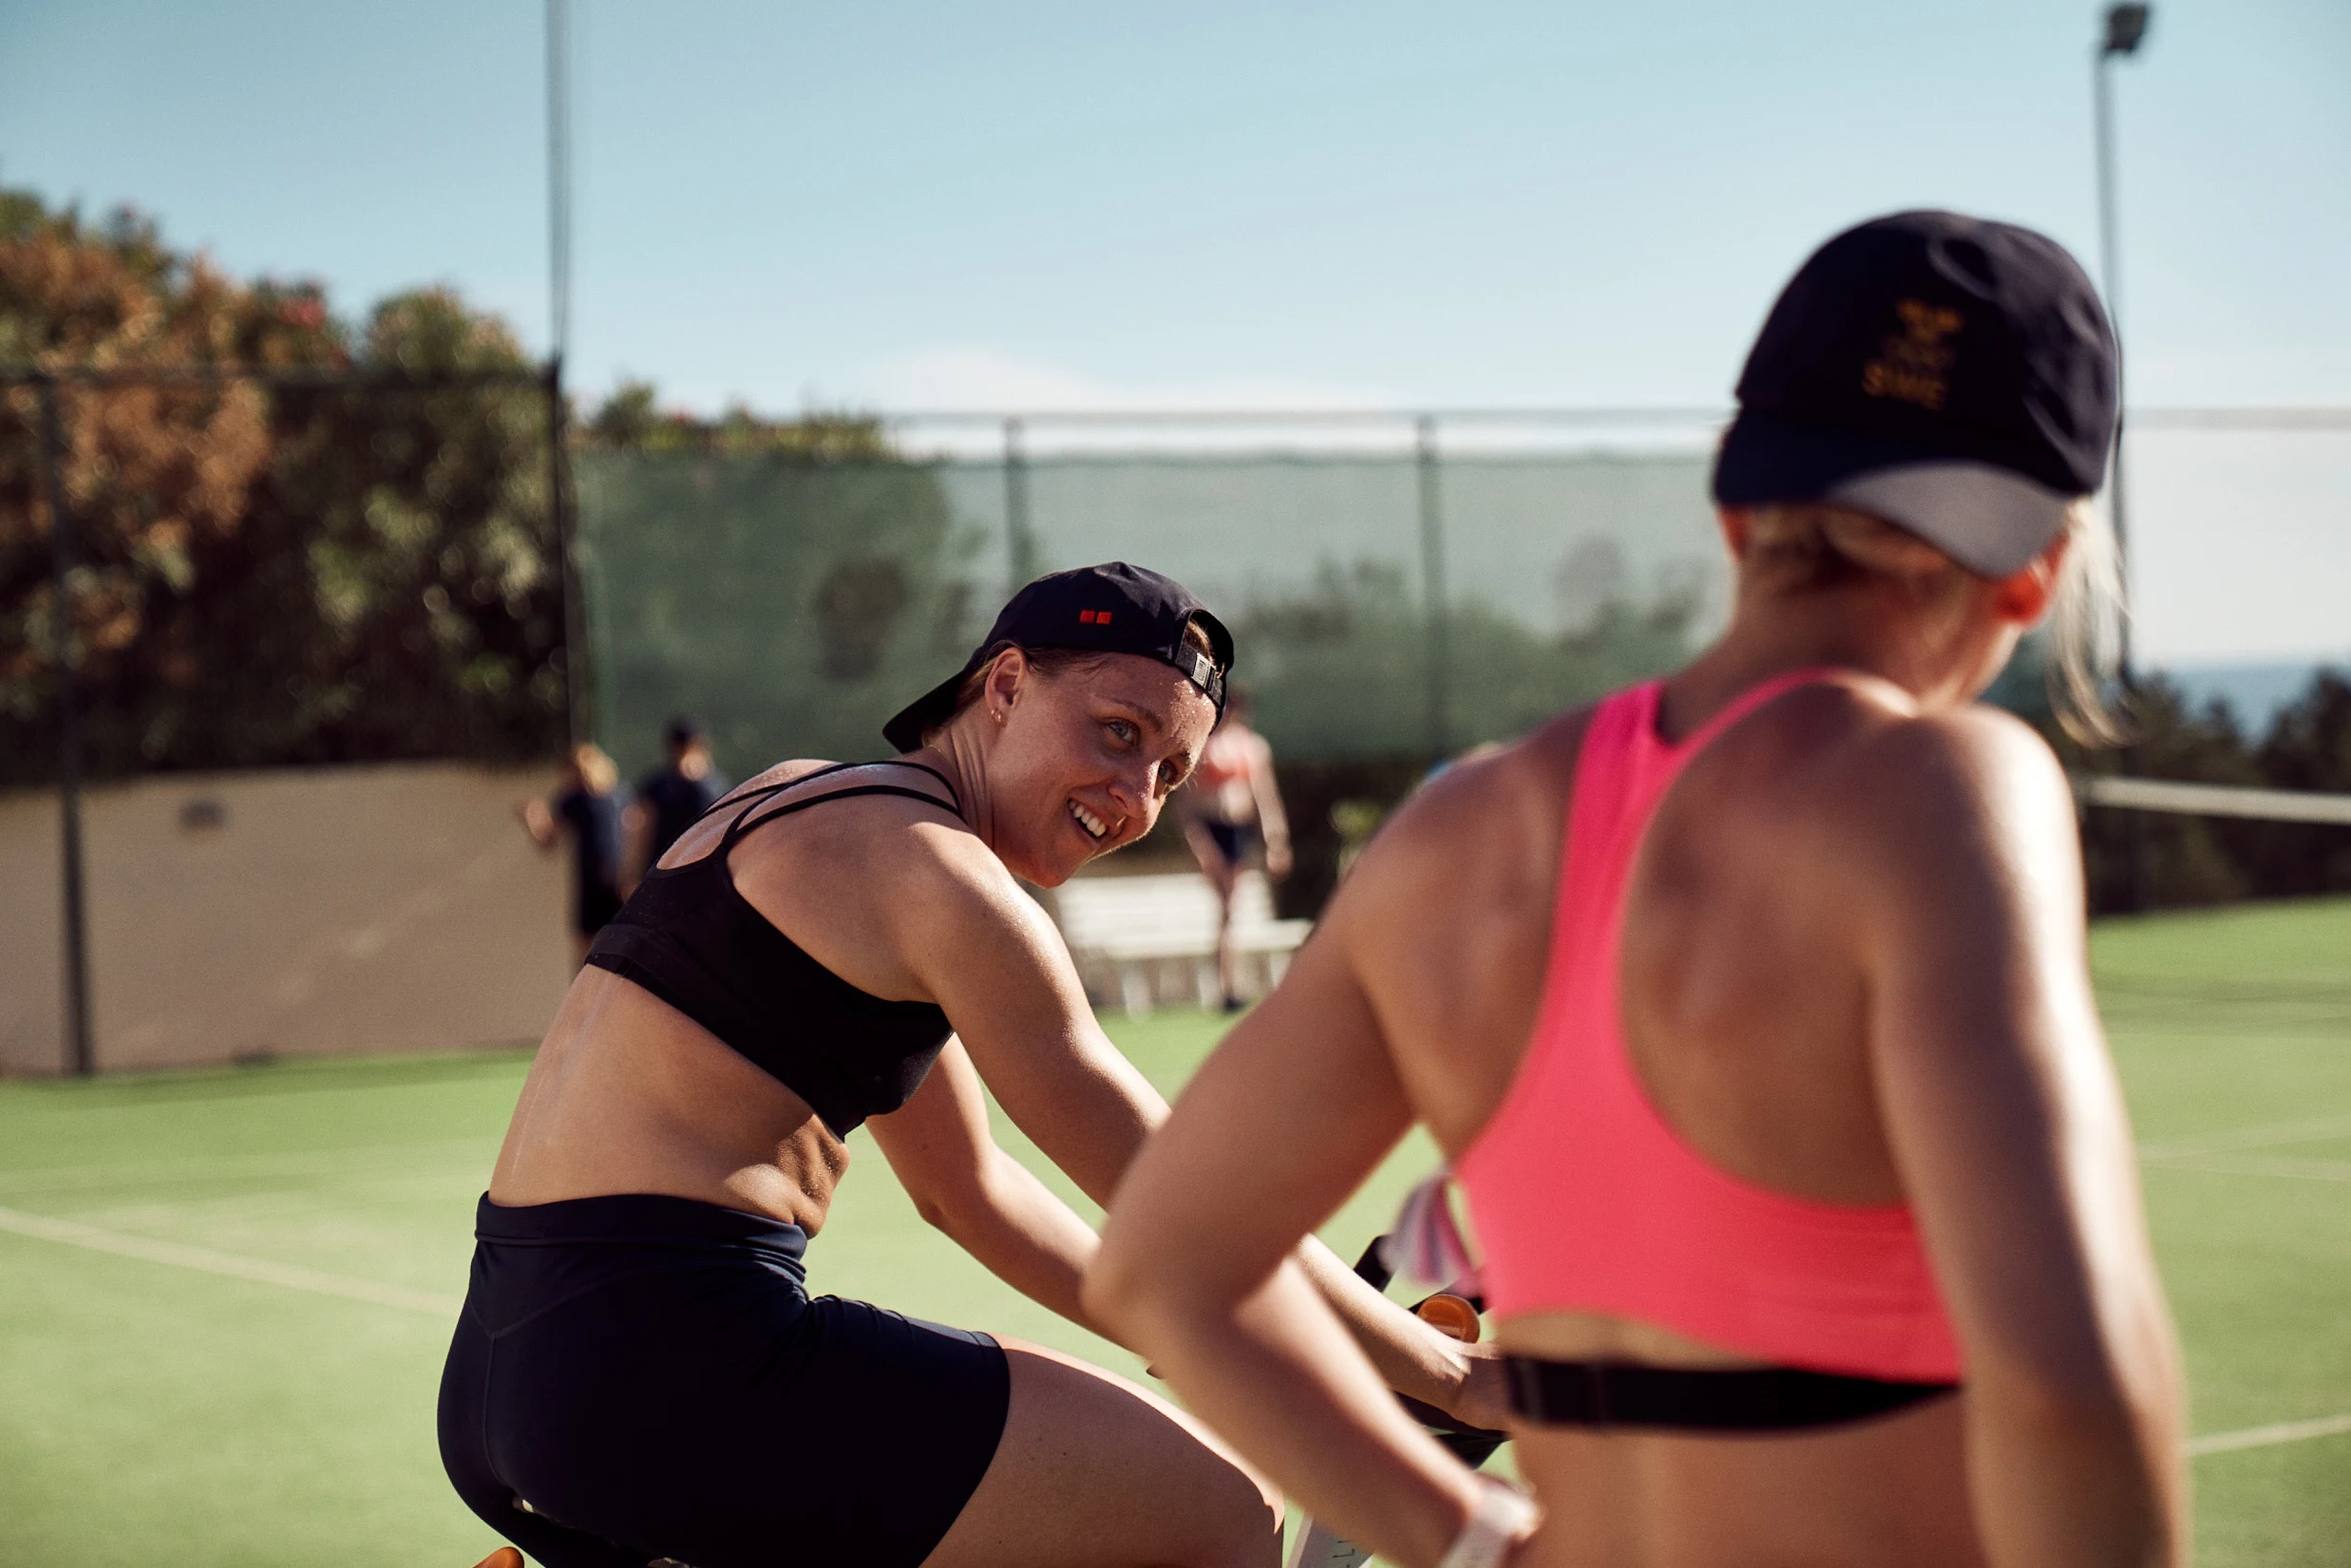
[1, 899, 2347, 1567]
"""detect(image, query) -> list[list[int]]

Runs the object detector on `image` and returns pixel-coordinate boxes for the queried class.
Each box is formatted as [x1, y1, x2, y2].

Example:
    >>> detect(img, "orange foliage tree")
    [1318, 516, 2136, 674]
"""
[0, 188, 567, 783]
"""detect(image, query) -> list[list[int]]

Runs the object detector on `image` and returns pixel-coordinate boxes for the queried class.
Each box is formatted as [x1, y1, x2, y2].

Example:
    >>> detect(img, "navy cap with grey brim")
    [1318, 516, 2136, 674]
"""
[1712, 210, 2118, 578]
[882, 561, 1233, 754]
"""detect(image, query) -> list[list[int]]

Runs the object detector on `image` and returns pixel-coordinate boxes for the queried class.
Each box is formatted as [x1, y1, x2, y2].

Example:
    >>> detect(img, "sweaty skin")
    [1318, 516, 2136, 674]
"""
[1089, 512, 2186, 1568]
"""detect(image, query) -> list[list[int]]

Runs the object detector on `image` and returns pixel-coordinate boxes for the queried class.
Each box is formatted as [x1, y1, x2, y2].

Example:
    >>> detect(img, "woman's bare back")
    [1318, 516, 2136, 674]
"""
[1348, 671, 2002, 1564]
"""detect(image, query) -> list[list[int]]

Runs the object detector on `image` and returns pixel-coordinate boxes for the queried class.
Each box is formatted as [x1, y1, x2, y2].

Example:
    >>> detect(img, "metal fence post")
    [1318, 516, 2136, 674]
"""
[1003, 417, 1037, 588]
[546, 357, 590, 747]
[2095, 32, 2152, 915]
[1415, 414, 1450, 757]
[40, 377, 95, 1076]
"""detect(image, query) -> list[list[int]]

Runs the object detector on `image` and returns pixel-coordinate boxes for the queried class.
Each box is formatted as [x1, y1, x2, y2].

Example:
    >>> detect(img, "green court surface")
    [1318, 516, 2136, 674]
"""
[3, 898, 2348, 1568]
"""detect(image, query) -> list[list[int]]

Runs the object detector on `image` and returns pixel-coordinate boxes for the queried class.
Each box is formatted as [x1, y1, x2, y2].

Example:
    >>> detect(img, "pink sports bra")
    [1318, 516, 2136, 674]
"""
[1453, 671, 1963, 1383]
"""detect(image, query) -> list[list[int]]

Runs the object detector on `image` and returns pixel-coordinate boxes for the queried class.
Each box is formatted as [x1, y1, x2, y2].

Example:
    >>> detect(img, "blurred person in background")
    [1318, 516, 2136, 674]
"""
[1090, 214, 2185, 1568]
[519, 743, 624, 967]
[1179, 686, 1292, 1011]
[443, 564, 1501, 1568]
[624, 713, 730, 894]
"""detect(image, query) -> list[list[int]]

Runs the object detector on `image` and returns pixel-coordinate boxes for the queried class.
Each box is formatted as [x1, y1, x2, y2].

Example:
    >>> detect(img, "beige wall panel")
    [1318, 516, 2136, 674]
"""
[0, 763, 574, 1074]
[0, 793, 66, 1074]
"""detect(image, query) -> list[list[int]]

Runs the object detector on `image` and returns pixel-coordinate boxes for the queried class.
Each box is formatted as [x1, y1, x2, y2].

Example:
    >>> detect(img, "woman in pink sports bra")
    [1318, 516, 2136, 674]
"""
[1090, 212, 2186, 1568]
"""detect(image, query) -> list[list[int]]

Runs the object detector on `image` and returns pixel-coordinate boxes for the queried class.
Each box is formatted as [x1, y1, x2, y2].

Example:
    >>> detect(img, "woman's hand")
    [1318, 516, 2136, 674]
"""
[1264, 835, 1294, 880]
[1443, 1343, 1515, 1434]
[518, 798, 559, 849]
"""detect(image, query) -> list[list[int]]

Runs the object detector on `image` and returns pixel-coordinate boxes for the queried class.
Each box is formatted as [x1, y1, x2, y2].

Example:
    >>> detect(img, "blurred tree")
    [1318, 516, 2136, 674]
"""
[1, 194, 300, 759]
[2059, 678, 2265, 912]
[0, 185, 567, 784]
[580, 382, 895, 462]
[167, 289, 570, 771]
[2244, 671, 2351, 897]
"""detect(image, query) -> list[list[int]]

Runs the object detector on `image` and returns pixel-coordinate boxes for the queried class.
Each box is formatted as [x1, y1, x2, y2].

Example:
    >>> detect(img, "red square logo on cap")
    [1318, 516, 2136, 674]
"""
[1080, 609, 1112, 625]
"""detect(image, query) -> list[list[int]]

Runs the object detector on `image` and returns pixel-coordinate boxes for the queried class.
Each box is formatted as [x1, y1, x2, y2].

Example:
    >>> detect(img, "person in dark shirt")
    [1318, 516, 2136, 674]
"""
[520, 743, 624, 966]
[624, 715, 730, 895]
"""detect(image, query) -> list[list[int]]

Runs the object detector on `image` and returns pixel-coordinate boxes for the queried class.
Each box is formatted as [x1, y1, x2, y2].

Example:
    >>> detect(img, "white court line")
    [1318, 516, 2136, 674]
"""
[2139, 1114, 2351, 1162]
[0, 1204, 462, 1317]
[2141, 1153, 2351, 1183]
[9, 1186, 2351, 1464]
[0, 1138, 499, 1198]
[4, 1201, 2347, 1464]
[2189, 1413, 2351, 1457]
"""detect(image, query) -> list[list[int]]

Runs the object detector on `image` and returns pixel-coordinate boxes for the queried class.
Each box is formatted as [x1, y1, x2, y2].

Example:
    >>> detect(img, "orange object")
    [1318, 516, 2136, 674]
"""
[471, 1549, 524, 1568]
[1414, 1293, 1483, 1343]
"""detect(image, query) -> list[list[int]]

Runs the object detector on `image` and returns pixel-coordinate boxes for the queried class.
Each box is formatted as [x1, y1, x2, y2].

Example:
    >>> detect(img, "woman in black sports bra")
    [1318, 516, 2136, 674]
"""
[438, 563, 1507, 1568]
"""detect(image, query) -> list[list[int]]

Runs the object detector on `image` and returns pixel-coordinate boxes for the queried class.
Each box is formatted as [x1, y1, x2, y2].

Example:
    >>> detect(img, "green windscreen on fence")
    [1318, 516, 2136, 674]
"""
[574, 445, 1726, 777]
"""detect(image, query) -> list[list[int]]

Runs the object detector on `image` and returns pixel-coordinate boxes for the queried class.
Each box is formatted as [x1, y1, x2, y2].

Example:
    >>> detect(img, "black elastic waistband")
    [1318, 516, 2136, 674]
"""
[475, 1192, 808, 1263]
[1505, 1354, 1958, 1432]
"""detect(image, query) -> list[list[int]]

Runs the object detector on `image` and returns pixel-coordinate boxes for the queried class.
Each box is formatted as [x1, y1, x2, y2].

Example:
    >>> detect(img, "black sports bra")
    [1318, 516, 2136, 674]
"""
[583, 760, 963, 1137]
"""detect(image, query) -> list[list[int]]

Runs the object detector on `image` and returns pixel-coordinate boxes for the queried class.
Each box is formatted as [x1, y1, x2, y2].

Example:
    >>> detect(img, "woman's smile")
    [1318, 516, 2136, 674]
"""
[1068, 797, 1112, 841]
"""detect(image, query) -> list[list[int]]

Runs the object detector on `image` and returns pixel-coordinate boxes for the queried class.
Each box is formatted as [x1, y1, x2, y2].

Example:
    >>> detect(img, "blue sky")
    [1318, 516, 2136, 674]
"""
[3, 0, 2347, 662]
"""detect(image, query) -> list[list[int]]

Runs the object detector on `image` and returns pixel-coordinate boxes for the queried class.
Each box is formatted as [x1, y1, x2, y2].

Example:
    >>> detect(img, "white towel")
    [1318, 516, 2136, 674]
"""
[1376, 1171, 1479, 1294]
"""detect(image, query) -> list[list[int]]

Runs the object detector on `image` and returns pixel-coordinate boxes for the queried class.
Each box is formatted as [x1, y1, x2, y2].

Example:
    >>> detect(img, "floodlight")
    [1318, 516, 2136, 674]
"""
[2103, 4, 2152, 57]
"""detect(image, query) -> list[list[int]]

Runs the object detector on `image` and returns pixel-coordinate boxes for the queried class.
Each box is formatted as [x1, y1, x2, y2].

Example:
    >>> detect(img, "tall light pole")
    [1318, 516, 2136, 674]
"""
[2095, 2, 2152, 912]
[546, 0, 589, 746]
[2094, 2, 2150, 688]
[547, 0, 573, 368]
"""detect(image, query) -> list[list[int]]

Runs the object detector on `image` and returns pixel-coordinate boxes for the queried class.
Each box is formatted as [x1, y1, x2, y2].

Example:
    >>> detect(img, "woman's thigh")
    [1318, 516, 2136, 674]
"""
[921, 1340, 1283, 1568]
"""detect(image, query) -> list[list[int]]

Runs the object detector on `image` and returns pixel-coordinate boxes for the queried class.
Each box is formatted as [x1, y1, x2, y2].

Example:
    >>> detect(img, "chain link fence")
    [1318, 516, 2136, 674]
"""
[576, 414, 1732, 778]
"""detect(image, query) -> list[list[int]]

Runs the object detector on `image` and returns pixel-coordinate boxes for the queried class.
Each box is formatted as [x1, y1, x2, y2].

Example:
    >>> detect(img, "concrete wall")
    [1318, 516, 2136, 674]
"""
[0, 762, 575, 1075]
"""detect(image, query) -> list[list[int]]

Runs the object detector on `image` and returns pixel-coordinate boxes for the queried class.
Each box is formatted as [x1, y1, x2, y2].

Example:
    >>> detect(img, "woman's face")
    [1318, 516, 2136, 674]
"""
[981, 650, 1218, 886]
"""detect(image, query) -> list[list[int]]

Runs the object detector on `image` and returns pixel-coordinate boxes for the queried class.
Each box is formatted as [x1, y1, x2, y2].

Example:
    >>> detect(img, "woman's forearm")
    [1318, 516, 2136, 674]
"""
[922, 1148, 1113, 1337]
[1093, 1257, 1485, 1568]
[1965, 1348, 2186, 1567]
[1294, 1236, 1488, 1417]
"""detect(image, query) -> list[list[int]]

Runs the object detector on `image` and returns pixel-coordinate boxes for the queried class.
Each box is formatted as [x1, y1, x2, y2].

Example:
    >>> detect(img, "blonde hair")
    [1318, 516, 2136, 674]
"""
[1745, 500, 2125, 744]
[2042, 499, 2127, 745]
[570, 743, 618, 795]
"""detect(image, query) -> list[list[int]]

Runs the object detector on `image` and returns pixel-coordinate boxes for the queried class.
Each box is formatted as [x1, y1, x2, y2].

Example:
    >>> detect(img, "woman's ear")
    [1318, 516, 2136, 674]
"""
[1991, 534, 2069, 625]
[982, 646, 1029, 725]
[1717, 506, 1754, 559]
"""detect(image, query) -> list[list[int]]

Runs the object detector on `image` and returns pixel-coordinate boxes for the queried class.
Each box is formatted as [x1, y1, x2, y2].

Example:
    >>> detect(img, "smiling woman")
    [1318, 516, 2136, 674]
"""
[913, 618, 1227, 866]
[437, 561, 1506, 1568]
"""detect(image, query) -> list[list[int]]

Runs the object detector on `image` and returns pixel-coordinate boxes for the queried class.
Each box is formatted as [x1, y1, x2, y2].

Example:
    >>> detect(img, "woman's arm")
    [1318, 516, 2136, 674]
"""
[865, 1038, 1111, 1334]
[1850, 714, 2185, 1568]
[885, 830, 1499, 1424]
[1086, 881, 1494, 1568]
[1248, 735, 1292, 878]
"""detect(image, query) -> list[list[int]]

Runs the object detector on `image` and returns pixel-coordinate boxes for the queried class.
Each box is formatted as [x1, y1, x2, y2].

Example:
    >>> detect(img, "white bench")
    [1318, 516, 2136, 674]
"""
[1046, 871, 1313, 1017]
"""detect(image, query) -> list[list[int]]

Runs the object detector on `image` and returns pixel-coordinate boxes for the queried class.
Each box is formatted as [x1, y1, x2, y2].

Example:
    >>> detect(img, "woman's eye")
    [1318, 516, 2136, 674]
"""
[1106, 719, 1138, 746]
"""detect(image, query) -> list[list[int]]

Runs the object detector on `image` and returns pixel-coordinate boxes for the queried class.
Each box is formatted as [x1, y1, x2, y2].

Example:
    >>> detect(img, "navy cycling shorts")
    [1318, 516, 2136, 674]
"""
[438, 1193, 1010, 1568]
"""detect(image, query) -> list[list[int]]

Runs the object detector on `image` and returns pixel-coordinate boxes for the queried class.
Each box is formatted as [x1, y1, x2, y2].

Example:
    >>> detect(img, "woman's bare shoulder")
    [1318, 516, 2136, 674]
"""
[723, 757, 863, 798]
[1335, 705, 1598, 916]
[1814, 692, 2067, 808]
[1783, 692, 2078, 888]
[722, 760, 1049, 983]
[723, 758, 984, 886]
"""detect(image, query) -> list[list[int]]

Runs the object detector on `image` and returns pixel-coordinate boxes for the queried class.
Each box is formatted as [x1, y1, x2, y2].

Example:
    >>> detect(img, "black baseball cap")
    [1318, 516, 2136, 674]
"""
[1712, 210, 2118, 578]
[882, 561, 1234, 753]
